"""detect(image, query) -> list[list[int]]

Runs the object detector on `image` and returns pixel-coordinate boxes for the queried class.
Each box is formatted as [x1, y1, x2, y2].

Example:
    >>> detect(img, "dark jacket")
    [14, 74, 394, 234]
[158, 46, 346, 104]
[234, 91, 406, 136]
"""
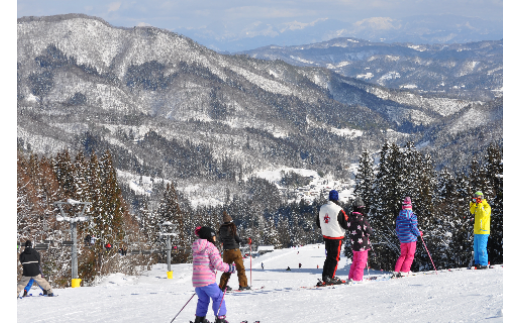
[315, 201, 349, 235]
[19, 247, 41, 276]
[346, 210, 373, 252]
[219, 222, 247, 250]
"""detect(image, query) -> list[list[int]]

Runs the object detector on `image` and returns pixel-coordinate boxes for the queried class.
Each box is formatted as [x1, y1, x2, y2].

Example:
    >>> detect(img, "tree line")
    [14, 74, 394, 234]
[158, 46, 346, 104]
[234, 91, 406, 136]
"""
[17, 140, 502, 287]
[353, 141, 503, 271]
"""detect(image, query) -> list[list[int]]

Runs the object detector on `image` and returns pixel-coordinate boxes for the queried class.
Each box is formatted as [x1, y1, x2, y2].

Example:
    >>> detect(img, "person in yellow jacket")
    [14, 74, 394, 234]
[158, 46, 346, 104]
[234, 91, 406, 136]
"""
[469, 191, 491, 269]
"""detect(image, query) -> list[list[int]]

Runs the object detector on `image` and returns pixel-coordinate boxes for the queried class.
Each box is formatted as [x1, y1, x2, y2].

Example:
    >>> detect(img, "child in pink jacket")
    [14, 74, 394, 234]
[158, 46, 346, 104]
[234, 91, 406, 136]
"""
[192, 226, 236, 323]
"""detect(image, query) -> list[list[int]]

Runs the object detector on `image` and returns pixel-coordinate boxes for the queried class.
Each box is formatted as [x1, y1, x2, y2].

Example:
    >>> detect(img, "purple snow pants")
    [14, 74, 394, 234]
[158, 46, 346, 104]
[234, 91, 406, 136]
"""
[395, 242, 417, 273]
[349, 250, 369, 281]
[195, 283, 226, 317]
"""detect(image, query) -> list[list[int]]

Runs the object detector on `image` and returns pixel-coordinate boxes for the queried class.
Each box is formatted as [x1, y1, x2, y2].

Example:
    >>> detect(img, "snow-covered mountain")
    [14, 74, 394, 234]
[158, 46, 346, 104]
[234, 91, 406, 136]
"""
[175, 14, 503, 53]
[242, 38, 502, 101]
[17, 14, 502, 202]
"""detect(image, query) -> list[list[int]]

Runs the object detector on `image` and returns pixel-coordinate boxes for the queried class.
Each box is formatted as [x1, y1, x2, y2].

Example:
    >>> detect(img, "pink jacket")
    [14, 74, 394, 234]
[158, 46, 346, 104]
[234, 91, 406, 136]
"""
[192, 239, 230, 287]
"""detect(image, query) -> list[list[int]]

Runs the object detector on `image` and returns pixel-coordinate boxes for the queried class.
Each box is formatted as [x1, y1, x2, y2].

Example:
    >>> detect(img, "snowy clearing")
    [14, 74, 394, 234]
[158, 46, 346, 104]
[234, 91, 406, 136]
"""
[17, 243, 503, 323]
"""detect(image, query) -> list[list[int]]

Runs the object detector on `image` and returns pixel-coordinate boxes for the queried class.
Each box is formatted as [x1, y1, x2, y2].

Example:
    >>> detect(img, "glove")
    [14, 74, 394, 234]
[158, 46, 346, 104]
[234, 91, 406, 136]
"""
[419, 231, 423, 237]
[227, 264, 236, 274]
[248, 237, 252, 245]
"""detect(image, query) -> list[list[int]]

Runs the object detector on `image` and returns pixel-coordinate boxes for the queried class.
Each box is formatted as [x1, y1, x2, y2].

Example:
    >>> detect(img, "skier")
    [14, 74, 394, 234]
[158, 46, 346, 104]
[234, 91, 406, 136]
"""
[218, 211, 251, 292]
[470, 191, 492, 269]
[261, 262, 264, 270]
[192, 226, 236, 323]
[23, 278, 46, 297]
[316, 190, 349, 285]
[286, 266, 291, 271]
[23, 263, 47, 297]
[393, 197, 423, 278]
[17, 241, 54, 297]
[299, 263, 302, 269]
[346, 197, 373, 283]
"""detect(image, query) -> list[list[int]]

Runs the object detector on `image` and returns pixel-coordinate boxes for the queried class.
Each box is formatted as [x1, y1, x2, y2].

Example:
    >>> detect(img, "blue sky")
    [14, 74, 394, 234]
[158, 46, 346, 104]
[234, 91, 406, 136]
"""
[17, 0, 503, 31]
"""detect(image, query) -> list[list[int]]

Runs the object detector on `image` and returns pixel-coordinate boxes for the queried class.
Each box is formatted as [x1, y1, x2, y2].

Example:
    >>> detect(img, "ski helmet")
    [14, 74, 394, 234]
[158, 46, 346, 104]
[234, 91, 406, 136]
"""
[353, 197, 364, 207]
[474, 191, 484, 198]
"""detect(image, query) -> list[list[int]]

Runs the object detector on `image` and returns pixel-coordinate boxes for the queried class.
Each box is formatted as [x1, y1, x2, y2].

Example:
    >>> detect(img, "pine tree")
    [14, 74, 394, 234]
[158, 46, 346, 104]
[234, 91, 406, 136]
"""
[155, 183, 186, 262]
[54, 150, 76, 199]
[484, 143, 503, 264]
[354, 150, 375, 215]
[370, 142, 402, 270]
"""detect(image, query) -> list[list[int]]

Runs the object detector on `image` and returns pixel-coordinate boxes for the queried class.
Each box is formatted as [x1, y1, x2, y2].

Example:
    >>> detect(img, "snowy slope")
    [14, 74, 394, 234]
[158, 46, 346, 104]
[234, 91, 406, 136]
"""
[17, 244, 503, 322]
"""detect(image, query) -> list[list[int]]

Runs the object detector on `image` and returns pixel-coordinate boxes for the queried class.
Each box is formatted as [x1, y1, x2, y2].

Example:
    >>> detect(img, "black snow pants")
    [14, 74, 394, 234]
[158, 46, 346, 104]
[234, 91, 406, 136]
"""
[323, 238, 342, 280]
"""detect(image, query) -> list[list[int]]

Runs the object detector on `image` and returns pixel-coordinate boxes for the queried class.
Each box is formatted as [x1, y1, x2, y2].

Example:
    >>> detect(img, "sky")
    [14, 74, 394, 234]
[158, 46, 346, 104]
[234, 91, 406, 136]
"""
[17, 0, 503, 32]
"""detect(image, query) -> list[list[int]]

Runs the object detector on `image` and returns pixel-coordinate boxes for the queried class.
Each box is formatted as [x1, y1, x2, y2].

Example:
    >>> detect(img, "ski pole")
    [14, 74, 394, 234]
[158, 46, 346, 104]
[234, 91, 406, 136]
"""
[420, 236, 438, 275]
[249, 240, 252, 287]
[216, 284, 228, 317]
[170, 292, 196, 323]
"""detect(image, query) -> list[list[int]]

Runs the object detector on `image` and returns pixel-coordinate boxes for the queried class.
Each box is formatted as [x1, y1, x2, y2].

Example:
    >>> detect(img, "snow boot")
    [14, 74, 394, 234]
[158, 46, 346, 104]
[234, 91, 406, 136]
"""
[220, 285, 232, 292]
[42, 289, 48, 296]
[391, 272, 402, 279]
[47, 292, 55, 297]
[317, 278, 327, 287]
[192, 316, 210, 323]
[327, 276, 344, 285]
[215, 315, 229, 323]
[23, 290, 28, 297]
[477, 265, 488, 270]
[238, 285, 251, 291]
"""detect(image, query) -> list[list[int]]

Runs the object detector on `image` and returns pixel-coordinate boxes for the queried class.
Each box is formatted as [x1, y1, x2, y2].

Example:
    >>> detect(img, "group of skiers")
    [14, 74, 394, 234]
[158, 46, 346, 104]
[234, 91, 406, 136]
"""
[316, 189, 492, 285]
[17, 189, 492, 323]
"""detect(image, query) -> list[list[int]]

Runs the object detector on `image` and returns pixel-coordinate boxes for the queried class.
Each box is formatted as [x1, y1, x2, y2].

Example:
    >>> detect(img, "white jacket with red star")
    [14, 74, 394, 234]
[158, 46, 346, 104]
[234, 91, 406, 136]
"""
[317, 201, 349, 240]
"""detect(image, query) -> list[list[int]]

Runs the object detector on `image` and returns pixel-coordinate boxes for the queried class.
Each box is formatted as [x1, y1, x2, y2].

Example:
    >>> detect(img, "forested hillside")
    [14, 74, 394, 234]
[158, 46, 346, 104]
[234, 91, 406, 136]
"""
[16, 14, 503, 285]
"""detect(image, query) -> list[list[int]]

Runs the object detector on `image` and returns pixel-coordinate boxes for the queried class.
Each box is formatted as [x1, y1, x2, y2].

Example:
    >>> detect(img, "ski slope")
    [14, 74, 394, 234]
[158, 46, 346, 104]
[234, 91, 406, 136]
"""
[17, 244, 503, 323]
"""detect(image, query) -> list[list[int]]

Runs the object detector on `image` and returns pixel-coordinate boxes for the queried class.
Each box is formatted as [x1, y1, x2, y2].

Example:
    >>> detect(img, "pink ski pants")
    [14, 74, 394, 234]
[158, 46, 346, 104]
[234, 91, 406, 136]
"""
[348, 250, 368, 281]
[395, 242, 417, 273]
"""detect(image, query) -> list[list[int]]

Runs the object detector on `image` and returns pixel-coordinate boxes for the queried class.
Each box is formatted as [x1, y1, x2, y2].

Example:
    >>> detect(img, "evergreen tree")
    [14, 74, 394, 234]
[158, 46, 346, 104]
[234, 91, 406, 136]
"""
[484, 143, 503, 264]
[354, 150, 375, 215]
[370, 142, 401, 270]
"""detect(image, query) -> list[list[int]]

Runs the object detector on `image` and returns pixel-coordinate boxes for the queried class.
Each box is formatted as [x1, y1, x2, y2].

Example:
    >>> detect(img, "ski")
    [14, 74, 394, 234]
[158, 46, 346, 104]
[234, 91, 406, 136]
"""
[229, 286, 265, 293]
[315, 278, 347, 287]
[19, 294, 58, 299]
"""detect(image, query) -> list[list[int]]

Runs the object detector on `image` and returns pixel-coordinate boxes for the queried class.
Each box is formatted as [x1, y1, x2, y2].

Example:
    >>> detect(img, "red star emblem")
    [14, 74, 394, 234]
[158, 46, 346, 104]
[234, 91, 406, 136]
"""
[324, 214, 331, 223]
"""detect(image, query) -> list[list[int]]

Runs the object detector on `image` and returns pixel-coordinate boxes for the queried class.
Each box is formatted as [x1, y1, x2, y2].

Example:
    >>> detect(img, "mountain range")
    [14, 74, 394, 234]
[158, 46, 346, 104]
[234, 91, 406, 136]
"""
[17, 14, 503, 204]
[175, 15, 503, 53]
[242, 38, 502, 101]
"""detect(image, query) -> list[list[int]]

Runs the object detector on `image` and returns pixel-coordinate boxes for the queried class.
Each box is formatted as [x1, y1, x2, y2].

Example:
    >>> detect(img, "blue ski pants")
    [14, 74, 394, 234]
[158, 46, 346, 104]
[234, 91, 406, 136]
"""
[473, 234, 490, 266]
[25, 278, 35, 291]
[195, 283, 226, 317]
[24, 278, 45, 292]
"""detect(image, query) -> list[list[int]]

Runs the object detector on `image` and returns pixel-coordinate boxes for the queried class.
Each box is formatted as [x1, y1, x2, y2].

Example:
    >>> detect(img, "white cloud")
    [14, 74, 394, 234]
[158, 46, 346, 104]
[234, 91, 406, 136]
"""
[108, 2, 122, 13]
[137, 22, 151, 27]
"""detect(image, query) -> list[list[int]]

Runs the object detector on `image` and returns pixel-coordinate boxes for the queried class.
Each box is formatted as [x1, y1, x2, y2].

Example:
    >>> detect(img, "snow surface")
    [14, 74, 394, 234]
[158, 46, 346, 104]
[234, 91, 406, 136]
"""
[329, 127, 363, 138]
[17, 243, 504, 322]
[356, 72, 374, 79]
